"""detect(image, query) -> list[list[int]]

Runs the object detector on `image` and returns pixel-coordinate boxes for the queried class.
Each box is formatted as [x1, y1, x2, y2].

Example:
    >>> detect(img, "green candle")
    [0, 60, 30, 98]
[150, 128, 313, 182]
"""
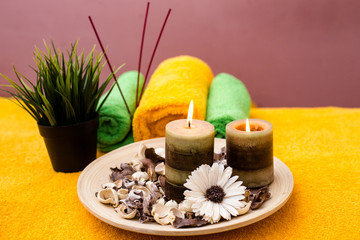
[226, 118, 274, 188]
[165, 119, 214, 202]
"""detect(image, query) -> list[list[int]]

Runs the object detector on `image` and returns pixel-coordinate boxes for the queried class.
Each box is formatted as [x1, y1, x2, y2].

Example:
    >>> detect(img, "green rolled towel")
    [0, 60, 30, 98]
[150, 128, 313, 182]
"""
[97, 71, 144, 152]
[206, 73, 251, 138]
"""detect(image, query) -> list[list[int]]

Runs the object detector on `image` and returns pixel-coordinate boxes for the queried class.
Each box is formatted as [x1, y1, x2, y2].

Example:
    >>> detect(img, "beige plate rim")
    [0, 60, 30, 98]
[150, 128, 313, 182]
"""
[77, 137, 294, 236]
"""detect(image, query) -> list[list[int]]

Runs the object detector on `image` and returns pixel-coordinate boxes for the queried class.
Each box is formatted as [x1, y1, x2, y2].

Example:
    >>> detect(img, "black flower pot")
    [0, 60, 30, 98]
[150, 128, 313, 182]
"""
[38, 116, 99, 172]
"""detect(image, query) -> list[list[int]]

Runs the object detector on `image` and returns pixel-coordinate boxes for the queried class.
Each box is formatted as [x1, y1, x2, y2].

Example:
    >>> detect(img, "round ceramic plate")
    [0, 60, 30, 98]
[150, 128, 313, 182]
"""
[77, 137, 294, 236]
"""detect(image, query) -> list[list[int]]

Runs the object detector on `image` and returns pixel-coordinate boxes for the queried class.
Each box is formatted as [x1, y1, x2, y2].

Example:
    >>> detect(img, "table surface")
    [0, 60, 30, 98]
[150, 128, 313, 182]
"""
[1, 98, 359, 240]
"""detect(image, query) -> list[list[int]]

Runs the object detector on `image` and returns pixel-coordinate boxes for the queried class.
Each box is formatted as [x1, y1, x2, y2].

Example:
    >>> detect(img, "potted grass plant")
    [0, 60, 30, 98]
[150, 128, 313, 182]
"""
[1, 40, 121, 172]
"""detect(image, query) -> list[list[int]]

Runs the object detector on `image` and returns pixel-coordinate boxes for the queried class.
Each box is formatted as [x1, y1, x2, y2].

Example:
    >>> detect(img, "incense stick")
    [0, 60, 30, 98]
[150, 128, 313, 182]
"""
[137, 8, 172, 107]
[88, 16, 132, 117]
[136, 2, 150, 107]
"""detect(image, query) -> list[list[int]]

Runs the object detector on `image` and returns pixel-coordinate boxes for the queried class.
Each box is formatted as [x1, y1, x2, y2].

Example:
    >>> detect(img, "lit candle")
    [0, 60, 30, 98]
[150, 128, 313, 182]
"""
[226, 118, 273, 188]
[165, 100, 214, 202]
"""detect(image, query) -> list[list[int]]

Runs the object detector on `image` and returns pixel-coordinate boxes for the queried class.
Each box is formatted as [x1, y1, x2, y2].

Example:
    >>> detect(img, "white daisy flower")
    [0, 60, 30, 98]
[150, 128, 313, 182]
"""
[183, 163, 247, 224]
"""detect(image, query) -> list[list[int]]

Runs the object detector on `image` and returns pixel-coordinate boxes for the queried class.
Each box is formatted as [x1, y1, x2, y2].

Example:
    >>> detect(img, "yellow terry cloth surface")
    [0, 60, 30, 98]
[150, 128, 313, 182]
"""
[1, 98, 360, 240]
[132, 55, 213, 141]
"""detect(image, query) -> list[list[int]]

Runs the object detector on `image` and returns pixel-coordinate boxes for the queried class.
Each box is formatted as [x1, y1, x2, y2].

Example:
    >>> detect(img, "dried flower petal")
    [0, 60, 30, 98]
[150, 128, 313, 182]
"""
[172, 216, 208, 228]
[155, 162, 165, 175]
[214, 146, 226, 161]
[97, 188, 119, 207]
[132, 171, 149, 182]
[248, 186, 271, 210]
[110, 163, 135, 182]
[115, 203, 137, 219]
[145, 148, 165, 164]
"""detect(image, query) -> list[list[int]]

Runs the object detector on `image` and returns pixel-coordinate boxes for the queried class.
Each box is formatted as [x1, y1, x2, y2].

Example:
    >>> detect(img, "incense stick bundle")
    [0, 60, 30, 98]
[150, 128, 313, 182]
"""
[132, 56, 213, 141]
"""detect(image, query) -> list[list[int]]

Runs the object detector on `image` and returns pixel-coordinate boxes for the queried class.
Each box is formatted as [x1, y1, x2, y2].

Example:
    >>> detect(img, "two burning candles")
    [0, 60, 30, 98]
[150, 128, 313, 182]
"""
[165, 101, 273, 202]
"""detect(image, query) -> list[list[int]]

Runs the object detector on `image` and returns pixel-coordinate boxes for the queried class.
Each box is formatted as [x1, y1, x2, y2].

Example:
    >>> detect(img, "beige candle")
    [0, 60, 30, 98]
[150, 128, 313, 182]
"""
[226, 118, 273, 188]
[165, 101, 214, 202]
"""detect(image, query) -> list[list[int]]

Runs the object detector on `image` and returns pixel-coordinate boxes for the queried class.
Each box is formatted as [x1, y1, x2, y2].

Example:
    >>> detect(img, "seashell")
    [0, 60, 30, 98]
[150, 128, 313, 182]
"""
[155, 148, 165, 158]
[155, 162, 165, 175]
[101, 182, 117, 189]
[117, 188, 129, 200]
[132, 185, 151, 198]
[132, 171, 149, 182]
[97, 188, 119, 207]
[237, 201, 251, 215]
[165, 200, 178, 208]
[115, 203, 137, 219]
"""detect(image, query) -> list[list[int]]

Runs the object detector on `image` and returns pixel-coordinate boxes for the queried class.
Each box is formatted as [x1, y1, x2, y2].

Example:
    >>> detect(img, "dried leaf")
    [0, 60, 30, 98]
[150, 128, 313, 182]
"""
[213, 147, 227, 166]
[248, 186, 271, 210]
[140, 158, 155, 173]
[110, 163, 135, 182]
[158, 175, 165, 189]
[145, 148, 165, 164]
[139, 213, 154, 223]
[172, 217, 208, 228]
[214, 146, 226, 161]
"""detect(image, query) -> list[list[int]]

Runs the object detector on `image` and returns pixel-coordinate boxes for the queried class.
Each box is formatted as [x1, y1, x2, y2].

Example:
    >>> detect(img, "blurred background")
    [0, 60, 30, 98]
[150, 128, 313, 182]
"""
[0, 0, 359, 107]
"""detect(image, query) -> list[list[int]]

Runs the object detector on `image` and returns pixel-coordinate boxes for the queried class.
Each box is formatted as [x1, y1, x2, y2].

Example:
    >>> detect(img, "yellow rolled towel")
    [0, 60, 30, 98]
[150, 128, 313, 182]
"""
[133, 55, 213, 141]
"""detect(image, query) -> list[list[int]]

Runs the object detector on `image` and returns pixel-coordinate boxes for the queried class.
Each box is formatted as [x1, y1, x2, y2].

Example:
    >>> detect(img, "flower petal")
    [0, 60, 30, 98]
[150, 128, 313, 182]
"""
[224, 188, 245, 198]
[222, 202, 239, 216]
[223, 176, 239, 190]
[189, 172, 207, 193]
[220, 204, 231, 220]
[184, 190, 204, 198]
[234, 200, 246, 209]
[212, 203, 221, 223]
[185, 196, 207, 202]
[224, 194, 245, 202]
[216, 164, 225, 184]
[209, 163, 219, 186]
[223, 197, 242, 209]
[184, 177, 202, 192]
[192, 198, 207, 210]
[198, 165, 211, 189]
[226, 181, 243, 189]
[201, 200, 212, 216]
[218, 166, 232, 188]
[226, 185, 246, 195]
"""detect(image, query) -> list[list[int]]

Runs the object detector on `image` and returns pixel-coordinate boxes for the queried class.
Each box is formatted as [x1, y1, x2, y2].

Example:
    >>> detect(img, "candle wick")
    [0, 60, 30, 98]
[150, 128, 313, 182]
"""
[188, 122, 191, 128]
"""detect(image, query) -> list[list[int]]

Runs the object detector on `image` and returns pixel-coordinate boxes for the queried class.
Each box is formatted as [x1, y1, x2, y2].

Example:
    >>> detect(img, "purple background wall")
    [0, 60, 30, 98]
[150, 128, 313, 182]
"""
[1, 0, 359, 107]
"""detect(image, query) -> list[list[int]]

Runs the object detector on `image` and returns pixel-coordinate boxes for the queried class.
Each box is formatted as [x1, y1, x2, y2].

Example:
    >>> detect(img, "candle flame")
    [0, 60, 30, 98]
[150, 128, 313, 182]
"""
[246, 118, 250, 132]
[187, 100, 193, 128]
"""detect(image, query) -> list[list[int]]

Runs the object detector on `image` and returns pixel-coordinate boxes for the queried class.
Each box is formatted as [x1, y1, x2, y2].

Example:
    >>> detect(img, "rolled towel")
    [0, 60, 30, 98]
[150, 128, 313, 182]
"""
[133, 56, 213, 141]
[97, 71, 144, 152]
[206, 73, 251, 138]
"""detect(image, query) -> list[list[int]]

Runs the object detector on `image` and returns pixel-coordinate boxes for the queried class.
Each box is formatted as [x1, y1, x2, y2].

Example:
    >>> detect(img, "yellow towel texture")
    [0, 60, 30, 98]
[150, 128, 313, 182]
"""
[132, 55, 213, 141]
[1, 98, 360, 239]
